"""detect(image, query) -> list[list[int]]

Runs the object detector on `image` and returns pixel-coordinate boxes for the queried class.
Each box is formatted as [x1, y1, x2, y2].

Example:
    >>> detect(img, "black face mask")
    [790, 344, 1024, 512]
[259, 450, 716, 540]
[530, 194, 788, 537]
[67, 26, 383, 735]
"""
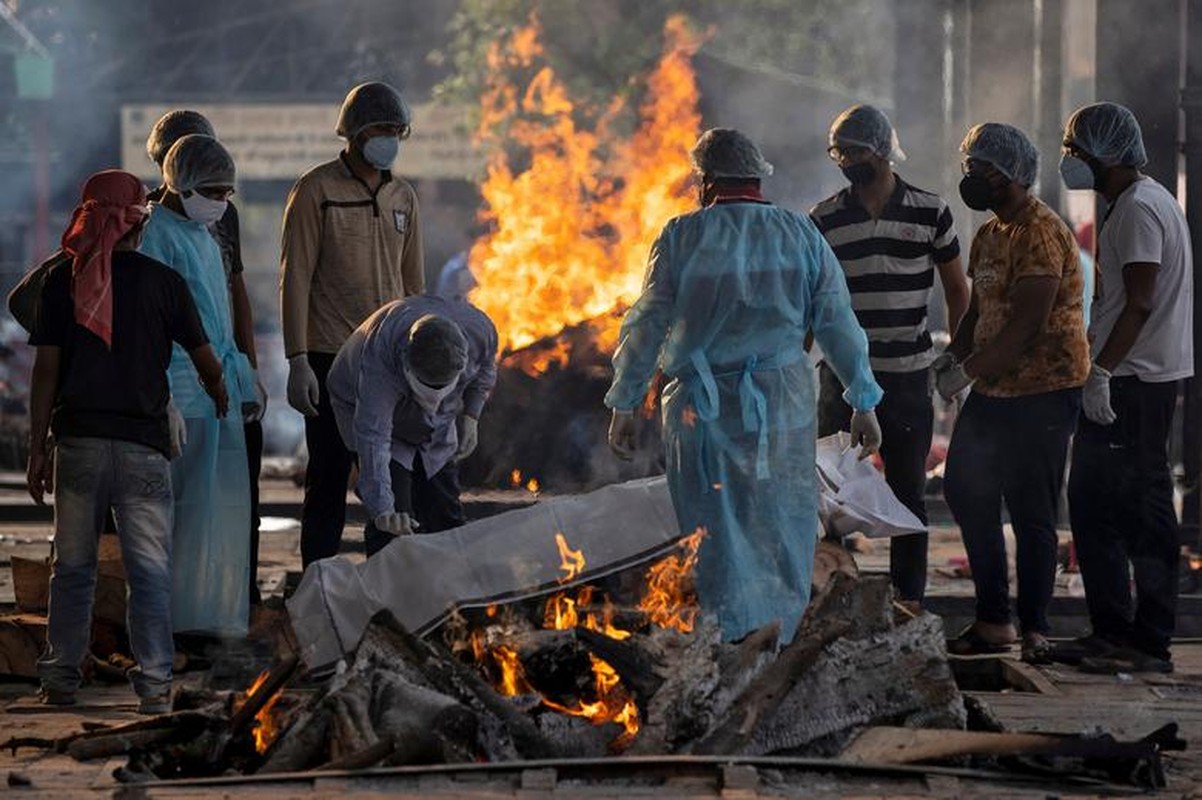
[959, 173, 1002, 211]
[841, 161, 877, 186]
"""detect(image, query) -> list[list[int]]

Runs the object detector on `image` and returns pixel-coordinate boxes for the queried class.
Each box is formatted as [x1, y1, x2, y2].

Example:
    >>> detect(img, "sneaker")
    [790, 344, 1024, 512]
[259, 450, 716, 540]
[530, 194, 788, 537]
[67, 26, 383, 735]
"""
[136, 692, 172, 715]
[1048, 633, 1123, 666]
[1078, 646, 1173, 675]
[38, 686, 76, 706]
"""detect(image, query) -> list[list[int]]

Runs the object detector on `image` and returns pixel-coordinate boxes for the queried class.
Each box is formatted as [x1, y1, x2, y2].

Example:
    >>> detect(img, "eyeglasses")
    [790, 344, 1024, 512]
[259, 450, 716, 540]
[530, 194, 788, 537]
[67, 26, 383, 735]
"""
[827, 144, 871, 162]
[196, 186, 235, 201]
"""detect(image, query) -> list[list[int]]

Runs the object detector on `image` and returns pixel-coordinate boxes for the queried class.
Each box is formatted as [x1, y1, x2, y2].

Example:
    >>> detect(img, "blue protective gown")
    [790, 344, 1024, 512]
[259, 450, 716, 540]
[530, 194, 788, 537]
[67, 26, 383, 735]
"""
[140, 203, 255, 637]
[605, 201, 882, 642]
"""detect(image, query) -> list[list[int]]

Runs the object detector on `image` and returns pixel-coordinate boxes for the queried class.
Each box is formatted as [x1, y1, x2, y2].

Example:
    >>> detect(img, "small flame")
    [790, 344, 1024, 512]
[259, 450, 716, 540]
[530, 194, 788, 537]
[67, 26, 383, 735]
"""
[510, 469, 522, 487]
[681, 405, 698, 428]
[237, 669, 285, 755]
[526, 478, 541, 494]
[554, 532, 586, 583]
[493, 644, 536, 696]
[639, 527, 706, 633]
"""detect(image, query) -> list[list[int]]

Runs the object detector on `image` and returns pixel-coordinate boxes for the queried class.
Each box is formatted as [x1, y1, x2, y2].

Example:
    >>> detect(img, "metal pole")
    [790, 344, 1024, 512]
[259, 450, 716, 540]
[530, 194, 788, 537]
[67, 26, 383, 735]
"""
[1180, 0, 1202, 549]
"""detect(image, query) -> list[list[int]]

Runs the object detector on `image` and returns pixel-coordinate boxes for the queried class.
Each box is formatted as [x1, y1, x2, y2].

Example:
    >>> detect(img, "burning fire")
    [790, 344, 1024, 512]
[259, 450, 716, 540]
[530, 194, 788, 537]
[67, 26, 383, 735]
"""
[510, 469, 541, 494]
[468, 14, 703, 367]
[238, 669, 284, 755]
[639, 528, 706, 633]
[467, 528, 705, 749]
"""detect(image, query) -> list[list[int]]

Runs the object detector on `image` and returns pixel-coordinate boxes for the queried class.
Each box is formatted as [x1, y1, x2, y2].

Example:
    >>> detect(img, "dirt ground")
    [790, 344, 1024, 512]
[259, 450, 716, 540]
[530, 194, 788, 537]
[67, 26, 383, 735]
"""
[2, 477, 1201, 798]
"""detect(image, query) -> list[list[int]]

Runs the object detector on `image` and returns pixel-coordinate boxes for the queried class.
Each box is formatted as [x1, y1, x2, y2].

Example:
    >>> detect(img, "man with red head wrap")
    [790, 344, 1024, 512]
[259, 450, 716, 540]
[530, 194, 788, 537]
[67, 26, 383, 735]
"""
[27, 170, 227, 713]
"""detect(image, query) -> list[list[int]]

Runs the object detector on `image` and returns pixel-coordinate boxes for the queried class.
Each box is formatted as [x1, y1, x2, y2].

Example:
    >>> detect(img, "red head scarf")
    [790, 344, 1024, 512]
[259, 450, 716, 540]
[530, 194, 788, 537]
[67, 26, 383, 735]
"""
[60, 170, 149, 348]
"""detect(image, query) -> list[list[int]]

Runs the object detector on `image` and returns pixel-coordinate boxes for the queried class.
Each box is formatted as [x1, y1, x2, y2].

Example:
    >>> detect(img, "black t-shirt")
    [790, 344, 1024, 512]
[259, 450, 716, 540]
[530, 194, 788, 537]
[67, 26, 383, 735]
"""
[30, 250, 209, 456]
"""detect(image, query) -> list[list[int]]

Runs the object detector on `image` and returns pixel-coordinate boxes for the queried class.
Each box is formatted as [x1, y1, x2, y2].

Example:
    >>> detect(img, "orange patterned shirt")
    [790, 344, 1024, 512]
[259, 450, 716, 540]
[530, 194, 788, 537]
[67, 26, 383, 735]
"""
[967, 196, 1090, 397]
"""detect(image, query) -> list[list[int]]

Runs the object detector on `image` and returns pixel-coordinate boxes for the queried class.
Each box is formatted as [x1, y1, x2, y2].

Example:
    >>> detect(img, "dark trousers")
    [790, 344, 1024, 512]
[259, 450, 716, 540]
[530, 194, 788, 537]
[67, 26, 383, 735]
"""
[943, 387, 1081, 634]
[245, 419, 263, 603]
[818, 363, 933, 602]
[1069, 377, 1180, 660]
[300, 352, 355, 567]
[363, 456, 466, 557]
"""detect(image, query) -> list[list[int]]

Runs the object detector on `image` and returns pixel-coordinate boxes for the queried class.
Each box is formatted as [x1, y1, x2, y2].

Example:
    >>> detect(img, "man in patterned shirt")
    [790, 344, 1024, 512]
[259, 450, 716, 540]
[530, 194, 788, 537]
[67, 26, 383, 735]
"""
[812, 105, 969, 610]
[935, 123, 1089, 664]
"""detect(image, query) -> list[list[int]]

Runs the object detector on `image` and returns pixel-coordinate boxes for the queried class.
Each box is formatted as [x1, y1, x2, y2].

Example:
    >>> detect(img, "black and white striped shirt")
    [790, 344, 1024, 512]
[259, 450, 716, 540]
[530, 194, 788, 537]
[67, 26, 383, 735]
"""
[810, 177, 960, 373]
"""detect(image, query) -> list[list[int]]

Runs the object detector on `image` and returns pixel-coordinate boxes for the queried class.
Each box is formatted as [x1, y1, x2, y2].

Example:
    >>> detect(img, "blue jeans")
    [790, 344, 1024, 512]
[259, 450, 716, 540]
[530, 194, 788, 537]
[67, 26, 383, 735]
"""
[943, 388, 1081, 634]
[38, 437, 174, 699]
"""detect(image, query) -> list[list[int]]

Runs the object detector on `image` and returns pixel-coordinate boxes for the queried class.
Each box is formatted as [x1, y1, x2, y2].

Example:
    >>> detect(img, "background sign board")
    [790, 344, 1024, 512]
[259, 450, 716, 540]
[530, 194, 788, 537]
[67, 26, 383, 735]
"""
[121, 102, 483, 183]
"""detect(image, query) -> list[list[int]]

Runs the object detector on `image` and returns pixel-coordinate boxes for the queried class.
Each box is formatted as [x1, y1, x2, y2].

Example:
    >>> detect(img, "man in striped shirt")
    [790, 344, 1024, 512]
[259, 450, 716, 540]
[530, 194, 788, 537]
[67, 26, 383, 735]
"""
[811, 104, 970, 609]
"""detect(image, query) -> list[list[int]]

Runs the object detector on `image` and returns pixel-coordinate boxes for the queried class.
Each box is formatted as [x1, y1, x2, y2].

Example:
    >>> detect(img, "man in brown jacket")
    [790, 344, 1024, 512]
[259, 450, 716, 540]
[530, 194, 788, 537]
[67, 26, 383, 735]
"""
[280, 81, 425, 566]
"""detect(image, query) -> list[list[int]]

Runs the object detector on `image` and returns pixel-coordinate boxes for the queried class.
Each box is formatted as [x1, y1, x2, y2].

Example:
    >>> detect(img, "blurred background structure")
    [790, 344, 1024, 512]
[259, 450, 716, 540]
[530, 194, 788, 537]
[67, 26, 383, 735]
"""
[0, 0, 1196, 540]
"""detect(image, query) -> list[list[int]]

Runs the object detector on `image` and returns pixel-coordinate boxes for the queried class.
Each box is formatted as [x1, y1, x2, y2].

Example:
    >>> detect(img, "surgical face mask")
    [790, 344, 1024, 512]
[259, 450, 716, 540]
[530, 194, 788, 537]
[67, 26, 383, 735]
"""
[840, 161, 877, 186]
[405, 366, 456, 413]
[362, 135, 399, 170]
[180, 191, 228, 225]
[1059, 154, 1096, 191]
[958, 172, 1002, 212]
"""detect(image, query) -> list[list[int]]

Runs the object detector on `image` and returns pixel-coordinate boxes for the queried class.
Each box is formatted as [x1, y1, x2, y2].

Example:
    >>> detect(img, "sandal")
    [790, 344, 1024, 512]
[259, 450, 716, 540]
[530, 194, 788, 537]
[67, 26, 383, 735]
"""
[947, 624, 1012, 656]
[1021, 635, 1054, 665]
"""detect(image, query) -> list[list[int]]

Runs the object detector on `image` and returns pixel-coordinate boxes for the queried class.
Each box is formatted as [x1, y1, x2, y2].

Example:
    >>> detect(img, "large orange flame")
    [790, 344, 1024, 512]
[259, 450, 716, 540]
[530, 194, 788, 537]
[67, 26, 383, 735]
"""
[469, 14, 703, 360]
[638, 527, 706, 633]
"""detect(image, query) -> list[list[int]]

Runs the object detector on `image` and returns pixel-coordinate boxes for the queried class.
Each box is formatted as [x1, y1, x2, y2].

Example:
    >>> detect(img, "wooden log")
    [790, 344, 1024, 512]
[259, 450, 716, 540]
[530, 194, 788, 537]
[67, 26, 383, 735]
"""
[364, 610, 561, 760]
[573, 627, 666, 708]
[841, 726, 1073, 765]
[709, 620, 780, 724]
[371, 670, 479, 765]
[256, 705, 331, 774]
[63, 711, 215, 760]
[228, 653, 300, 736]
[691, 616, 852, 755]
[0, 614, 45, 677]
[315, 737, 396, 771]
[750, 612, 965, 756]
[11, 557, 49, 613]
[508, 629, 594, 703]
[327, 681, 378, 762]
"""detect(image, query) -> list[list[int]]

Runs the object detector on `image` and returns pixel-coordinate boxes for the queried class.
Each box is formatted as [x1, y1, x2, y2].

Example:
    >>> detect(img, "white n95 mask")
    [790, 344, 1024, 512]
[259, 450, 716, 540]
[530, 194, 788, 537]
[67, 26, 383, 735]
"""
[405, 366, 456, 413]
[180, 192, 228, 225]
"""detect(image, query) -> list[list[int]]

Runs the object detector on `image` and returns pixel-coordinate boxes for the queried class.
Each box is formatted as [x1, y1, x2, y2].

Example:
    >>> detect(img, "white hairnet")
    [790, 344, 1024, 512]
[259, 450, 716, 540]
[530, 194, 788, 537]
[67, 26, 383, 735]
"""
[163, 134, 235, 194]
[960, 122, 1038, 187]
[690, 128, 774, 179]
[146, 110, 215, 166]
[406, 315, 468, 386]
[829, 104, 906, 161]
[336, 82, 411, 139]
[1064, 102, 1147, 168]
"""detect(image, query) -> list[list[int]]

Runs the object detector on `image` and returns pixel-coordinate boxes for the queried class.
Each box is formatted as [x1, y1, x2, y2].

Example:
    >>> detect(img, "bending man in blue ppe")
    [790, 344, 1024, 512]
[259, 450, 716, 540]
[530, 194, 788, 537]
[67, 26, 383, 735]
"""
[606, 128, 883, 643]
[326, 296, 498, 557]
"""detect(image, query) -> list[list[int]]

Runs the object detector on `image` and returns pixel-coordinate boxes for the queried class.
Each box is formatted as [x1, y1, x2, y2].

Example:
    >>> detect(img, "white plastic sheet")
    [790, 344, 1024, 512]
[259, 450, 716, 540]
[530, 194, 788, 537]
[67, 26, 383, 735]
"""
[815, 432, 926, 540]
[287, 476, 682, 668]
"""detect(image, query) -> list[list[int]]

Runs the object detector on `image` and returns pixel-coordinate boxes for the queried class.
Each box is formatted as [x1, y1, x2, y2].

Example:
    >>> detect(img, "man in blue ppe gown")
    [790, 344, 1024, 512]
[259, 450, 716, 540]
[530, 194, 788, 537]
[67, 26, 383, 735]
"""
[606, 128, 883, 643]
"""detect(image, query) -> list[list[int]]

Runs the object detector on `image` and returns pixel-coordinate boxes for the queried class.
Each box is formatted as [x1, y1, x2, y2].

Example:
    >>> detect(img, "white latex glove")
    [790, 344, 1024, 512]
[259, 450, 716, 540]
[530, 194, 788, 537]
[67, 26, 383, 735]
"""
[455, 415, 479, 462]
[374, 511, 415, 536]
[244, 370, 268, 423]
[608, 409, 636, 460]
[1082, 363, 1117, 425]
[933, 353, 973, 401]
[849, 409, 882, 460]
[286, 354, 320, 417]
[167, 399, 187, 459]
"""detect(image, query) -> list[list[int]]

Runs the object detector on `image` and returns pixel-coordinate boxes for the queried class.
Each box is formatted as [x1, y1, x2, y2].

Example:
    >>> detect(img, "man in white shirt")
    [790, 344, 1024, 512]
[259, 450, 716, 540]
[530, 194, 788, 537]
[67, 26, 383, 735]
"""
[1058, 102, 1195, 674]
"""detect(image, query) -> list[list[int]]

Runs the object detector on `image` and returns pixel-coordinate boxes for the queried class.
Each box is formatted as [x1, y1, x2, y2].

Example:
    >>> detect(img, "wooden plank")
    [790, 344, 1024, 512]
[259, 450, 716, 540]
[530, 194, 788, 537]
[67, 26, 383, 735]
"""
[999, 659, 1061, 695]
[841, 727, 1064, 765]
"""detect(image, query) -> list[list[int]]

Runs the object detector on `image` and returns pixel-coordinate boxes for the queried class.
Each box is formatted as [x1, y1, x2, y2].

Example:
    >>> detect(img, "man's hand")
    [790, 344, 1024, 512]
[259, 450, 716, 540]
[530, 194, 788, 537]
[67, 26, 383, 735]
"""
[374, 512, 415, 537]
[1082, 363, 1117, 425]
[933, 353, 973, 401]
[26, 442, 52, 505]
[455, 415, 479, 462]
[287, 354, 320, 417]
[608, 409, 637, 460]
[167, 399, 187, 458]
[245, 372, 268, 423]
[849, 409, 882, 460]
[202, 374, 229, 418]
